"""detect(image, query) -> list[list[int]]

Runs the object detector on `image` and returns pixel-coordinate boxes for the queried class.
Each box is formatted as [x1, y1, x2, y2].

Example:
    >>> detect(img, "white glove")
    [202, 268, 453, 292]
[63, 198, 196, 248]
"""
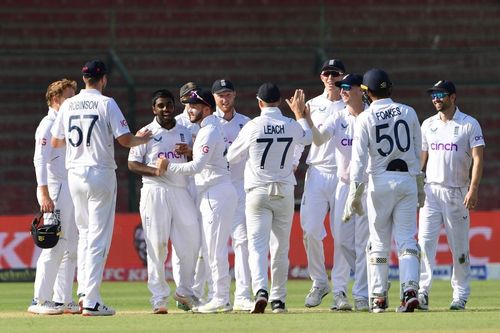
[416, 173, 426, 208]
[342, 182, 365, 222]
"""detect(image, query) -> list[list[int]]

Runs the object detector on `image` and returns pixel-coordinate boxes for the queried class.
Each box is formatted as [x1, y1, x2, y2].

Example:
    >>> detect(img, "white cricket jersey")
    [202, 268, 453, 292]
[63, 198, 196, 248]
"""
[128, 118, 193, 188]
[422, 107, 485, 188]
[227, 107, 312, 190]
[33, 108, 67, 185]
[293, 91, 345, 172]
[322, 108, 367, 183]
[350, 98, 422, 183]
[215, 109, 251, 182]
[167, 114, 231, 191]
[175, 107, 200, 137]
[51, 89, 131, 170]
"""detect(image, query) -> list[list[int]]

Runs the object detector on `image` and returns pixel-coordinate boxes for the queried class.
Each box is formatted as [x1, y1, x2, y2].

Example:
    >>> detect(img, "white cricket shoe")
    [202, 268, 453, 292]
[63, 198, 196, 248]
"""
[152, 300, 168, 314]
[233, 298, 254, 311]
[27, 299, 64, 315]
[55, 301, 82, 314]
[331, 291, 352, 311]
[194, 299, 232, 314]
[174, 293, 201, 311]
[305, 285, 330, 308]
[82, 302, 116, 316]
[450, 298, 466, 310]
[354, 298, 370, 311]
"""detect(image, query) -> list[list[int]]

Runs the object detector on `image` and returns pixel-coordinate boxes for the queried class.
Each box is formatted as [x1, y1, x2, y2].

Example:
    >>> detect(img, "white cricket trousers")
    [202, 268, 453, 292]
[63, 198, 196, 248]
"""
[332, 180, 369, 299]
[418, 184, 471, 301]
[199, 181, 237, 304]
[68, 167, 116, 308]
[34, 180, 78, 303]
[232, 179, 252, 301]
[246, 184, 295, 302]
[366, 172, 420, 296]
[140, 184, 200, 306]
[300, 166, 338, 288]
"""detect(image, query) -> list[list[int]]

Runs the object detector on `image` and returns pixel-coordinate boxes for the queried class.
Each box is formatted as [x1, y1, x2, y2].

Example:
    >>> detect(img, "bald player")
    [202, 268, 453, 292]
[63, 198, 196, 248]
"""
[51, 60, 152, 316]
[128, 89, 200, 314]
[345, 69, 422, 313]
[417, 80, 485, 311]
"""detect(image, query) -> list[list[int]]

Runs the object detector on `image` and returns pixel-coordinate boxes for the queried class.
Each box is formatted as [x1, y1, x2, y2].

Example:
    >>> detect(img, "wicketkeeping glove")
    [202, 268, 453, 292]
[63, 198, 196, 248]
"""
[342, 182, 365, 222]
[416, 172, 426, 208]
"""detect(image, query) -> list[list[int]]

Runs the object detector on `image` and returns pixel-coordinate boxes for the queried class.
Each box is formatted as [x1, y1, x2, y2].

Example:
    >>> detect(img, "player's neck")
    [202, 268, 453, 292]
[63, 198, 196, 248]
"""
[325, 88, 341, 102]
[439, 106, 456, 122]
[223, 109, 235, 121]
[347, 100, 364, 116]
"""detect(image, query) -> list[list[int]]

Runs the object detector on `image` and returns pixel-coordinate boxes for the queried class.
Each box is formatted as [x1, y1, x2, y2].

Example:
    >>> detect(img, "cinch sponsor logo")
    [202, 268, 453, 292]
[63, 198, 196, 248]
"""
[430, 142, 458, 151]
[341, 138, 352, 146]
[157, 151, 181, 159]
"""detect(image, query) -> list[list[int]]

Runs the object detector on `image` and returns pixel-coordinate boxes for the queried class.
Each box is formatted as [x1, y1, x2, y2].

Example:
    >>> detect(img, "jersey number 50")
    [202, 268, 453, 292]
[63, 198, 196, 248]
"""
[68, 115, 99, 147]
[375, 120, 410, 156]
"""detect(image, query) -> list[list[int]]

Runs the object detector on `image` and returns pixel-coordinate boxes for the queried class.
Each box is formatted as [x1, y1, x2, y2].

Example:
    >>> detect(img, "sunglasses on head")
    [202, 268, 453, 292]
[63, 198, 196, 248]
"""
[430, 92, 449, 100]
[190, 90, 211, 107]
[321, 71, 342, 78]
[340, 84, 352, 91]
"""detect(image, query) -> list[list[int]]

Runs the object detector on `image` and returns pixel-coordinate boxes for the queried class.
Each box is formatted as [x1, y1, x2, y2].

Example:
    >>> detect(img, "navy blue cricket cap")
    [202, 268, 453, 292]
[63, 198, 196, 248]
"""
[212, 79, 235, 94]
[321, 59, 346, 74]
[257, 82, 281, 103]
[185, 89, 216, 109]
[361, 68, 392, 91]
[427, 80, 456, 95]
[82, 60, 107, 78]
[335, 73, 363, 87]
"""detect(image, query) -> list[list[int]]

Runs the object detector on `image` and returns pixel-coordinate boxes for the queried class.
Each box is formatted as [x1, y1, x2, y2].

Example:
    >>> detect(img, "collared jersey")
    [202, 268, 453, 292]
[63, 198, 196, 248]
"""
[33, 107, 67, 185]
[421, 107, 485, 187]
[322, 107, 367, 183]
[167, 114, 231, 191]
[51, 89, 130, 170]
[215, 109, 251, 182]
[128, 118, 193, 187]
[350, 98, 421, 183]
[227, 107, 312, 190]
[175, 107, 200, 137]
[294, 91, 345, 173]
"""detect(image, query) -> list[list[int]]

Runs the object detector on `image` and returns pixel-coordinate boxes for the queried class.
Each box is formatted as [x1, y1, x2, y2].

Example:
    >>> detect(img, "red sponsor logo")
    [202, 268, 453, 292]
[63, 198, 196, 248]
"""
[201, 145, 209, 154]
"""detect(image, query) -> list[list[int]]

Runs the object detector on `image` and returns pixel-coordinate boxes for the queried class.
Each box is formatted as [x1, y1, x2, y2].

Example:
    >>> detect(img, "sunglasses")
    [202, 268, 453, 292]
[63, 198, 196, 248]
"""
[190, 90, 211, 107]
[340, 84, 352, 91]
[321, 71, 342, 78]
[430, 92, 449, 100]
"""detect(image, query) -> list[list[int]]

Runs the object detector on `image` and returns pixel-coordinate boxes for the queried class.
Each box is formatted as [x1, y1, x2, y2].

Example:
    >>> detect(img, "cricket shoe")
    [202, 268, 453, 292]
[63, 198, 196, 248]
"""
[305, 285, 330, 308]
[174, 293, 199, 311]
[82, 302, 116, 316]
[450, 299, 467, 310]
[397, 289, 419, 313]
[55, 301, 82, 314]
[27, 299, 64, 315]
[331, 291, 352, 311]
[354, 298, 370, 312]
[371, 297, 387, 313]
[233, 298, 254, 311]
[417, 292, 429, 310]
[251, 289, 268, 314]
[152, 300, 168, 314]
[194, 299, 232, 314]
[271, 300, 287, 314]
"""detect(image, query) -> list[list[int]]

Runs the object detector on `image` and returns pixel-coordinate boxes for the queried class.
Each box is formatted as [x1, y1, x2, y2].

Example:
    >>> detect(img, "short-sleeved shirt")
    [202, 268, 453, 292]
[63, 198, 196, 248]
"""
[128, 118, 193, 188]
[51, 89, 130, 170]
[421, 107, 485, 187]
[350, 98, 422, 183]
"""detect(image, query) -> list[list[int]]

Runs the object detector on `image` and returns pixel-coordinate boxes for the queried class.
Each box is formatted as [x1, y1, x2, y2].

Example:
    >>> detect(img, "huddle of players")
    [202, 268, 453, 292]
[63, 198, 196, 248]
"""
[30, 58, 484, 315]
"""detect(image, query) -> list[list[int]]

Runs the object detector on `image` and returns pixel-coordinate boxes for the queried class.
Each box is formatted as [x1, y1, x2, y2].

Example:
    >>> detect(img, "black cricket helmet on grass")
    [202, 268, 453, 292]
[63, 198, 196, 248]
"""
[31, 211, 61, 249]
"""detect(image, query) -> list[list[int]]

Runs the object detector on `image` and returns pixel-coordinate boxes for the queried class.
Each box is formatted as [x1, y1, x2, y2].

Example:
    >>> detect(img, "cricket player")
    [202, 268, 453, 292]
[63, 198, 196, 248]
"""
[212, 79, 253, 311]
[51, 60, 152, 316]
[128, 89, 201, 314]
[418, 80, 485, 311]
[345, 69, 422, 313]
[160, 88, 237, 314]
[293, 59, 348, 309]
[29, 79, 80, 315]
[305, 74, 370, 311]
[227, 84, 312, 314]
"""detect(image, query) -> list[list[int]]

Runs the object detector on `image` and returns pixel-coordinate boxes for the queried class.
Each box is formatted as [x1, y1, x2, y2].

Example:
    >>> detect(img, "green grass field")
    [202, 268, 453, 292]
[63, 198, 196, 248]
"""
[1, 279, 500, 333]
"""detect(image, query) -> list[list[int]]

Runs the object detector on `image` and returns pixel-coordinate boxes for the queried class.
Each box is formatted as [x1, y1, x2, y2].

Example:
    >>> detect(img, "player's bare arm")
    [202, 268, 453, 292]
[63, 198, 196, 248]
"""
[117, 129, 153, 148]
[37, 185, 54, 213]
[155, 157, 169, 176]
[464, 146, 484, 210]
[286, 89, 306, 120]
